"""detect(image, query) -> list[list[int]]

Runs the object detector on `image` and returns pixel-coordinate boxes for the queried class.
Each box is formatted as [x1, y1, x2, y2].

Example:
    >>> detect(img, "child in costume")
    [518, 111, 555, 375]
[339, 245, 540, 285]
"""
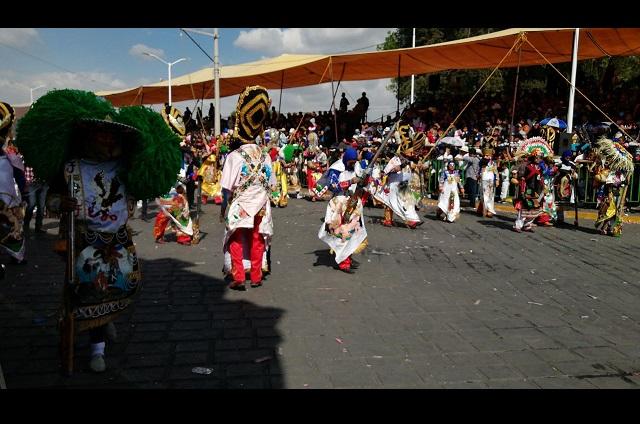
[154, 184, 194, 245]
[16, 90, 181, 373]
[436, 161, 464, 222]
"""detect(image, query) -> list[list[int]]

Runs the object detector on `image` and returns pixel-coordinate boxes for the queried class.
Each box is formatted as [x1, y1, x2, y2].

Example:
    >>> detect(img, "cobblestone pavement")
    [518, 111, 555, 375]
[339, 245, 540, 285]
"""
[1, 199, 639, 389]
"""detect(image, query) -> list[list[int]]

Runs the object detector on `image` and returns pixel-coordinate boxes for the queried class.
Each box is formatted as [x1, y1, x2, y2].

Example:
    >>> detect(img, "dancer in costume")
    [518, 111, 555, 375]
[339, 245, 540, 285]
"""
[436, 161, 464, 222]
[198, 151, 223, 205]
[271, 145, 289, 207]
[375, 154, 421, 228]
[0, 101, 27, 269]
[281, 143, 303, 199]
[154, 184, 193, 245]
[554, 150, 578, 225]
[220, 86, 275, 290]
[511, 137, 554, 233]
[374, 129, 423, 231]
[318, 147, 367, 274]
[477, 148, 499, 218]
[592, 137, 634, 236]
[536, 156, 558, 226]
[306, 146, 328, 201]
[512, 155, 543, 233]
[16, 90, 181, 373]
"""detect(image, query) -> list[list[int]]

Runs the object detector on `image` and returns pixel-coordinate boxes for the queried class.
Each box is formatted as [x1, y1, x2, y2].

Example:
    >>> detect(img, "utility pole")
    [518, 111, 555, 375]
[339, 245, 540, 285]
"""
[214, 28, 221, 137]
[567, 28, 580, 133]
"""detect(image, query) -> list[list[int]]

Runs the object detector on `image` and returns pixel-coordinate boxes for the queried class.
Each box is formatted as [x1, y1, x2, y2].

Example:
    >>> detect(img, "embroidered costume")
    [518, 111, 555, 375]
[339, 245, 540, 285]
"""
[0, 101, 26, 265]
[437, 162, 464, 222]
[220, 86, 274, 289]
[318, 148, 367, 273]
[16, 90, 181, 373]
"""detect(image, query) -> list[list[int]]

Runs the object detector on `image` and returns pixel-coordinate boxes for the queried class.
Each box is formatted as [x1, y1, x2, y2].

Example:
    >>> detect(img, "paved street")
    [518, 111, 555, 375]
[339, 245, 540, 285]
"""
[1, 199, 640, 389]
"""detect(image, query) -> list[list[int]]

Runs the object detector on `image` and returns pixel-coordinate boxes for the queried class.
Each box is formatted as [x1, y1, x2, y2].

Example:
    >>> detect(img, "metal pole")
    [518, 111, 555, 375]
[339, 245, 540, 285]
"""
[567, 28, 580, 133]
[396, 55, 401, 116]
[214, 28, 221, 137]
[410, 28, 416, 105]
[509, 45, 523, 142]
[168, 63, 172, 106]
[329, 58, 339, 144]
[278, 71, 284, 117]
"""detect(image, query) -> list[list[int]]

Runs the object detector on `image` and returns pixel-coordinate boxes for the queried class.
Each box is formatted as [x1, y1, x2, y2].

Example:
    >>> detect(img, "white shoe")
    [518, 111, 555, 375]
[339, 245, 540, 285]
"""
[89, 354, 106, 373]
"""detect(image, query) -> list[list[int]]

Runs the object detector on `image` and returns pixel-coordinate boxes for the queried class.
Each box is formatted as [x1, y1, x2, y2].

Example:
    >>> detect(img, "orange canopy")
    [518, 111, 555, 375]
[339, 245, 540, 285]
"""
[96, 28, 640, 106]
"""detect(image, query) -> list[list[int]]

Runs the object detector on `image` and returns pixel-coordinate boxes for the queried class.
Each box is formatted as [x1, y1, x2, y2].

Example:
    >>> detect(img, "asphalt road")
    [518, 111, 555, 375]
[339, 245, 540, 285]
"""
[1, 198, 639, 388]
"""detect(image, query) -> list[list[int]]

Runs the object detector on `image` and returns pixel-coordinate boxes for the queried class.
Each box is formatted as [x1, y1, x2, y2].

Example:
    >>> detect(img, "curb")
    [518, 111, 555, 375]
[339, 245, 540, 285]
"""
[420, 199, 640, 225]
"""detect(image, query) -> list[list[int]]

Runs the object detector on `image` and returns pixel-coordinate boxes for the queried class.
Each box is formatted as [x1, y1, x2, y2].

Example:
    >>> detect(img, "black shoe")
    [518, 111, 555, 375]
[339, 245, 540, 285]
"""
[10, 257, 27, 265]
[229, 281, 247, 291]
[351, 259, 360, 269]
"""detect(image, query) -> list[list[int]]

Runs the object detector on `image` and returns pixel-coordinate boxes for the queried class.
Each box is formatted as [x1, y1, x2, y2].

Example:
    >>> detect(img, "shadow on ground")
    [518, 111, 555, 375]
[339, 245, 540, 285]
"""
[0, 232, 285, 389]
[310, 249, 336, 269]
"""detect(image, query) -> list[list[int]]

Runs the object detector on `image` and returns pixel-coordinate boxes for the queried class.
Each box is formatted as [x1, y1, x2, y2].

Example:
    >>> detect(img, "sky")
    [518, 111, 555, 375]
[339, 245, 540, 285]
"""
[0, 28, 400, 119]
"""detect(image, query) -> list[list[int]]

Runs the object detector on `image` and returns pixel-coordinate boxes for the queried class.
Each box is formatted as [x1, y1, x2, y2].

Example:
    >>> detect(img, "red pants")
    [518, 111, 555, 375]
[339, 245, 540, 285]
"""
[154, 212, 169, 240]
[338, 256, 351, 270]
[229, 215, 264, 284]
[307, 170, 317, 192]
[536, 213, 551, 224]
[154, 212, 191, 244]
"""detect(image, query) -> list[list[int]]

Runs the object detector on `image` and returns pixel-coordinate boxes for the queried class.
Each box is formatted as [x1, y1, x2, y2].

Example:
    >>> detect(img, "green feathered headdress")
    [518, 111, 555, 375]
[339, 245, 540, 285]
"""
[593, 137, 634, 175]
[16, 89, 182, 199]
[115, 106, 182, 200]
[16, 89, 116, 181]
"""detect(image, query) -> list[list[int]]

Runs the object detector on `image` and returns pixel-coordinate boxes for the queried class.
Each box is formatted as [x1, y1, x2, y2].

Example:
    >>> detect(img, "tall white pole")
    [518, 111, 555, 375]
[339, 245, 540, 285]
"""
[410, 28, 416, 105]
[567, 28, 580, 133]
[29, 85, 45, 105]
[168, 63, 172, 106]
[214, 28, 221, 137]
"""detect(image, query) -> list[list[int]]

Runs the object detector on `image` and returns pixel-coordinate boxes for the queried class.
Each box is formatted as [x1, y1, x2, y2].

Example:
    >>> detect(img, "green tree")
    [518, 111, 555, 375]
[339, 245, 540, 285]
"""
[381, 28, 640, 112]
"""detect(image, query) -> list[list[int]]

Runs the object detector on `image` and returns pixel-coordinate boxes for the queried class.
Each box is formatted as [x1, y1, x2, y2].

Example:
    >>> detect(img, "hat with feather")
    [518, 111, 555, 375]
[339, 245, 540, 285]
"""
[0, 101, 15, 139]
[232, 85, 271, 145]
[15, 89, 182, 200]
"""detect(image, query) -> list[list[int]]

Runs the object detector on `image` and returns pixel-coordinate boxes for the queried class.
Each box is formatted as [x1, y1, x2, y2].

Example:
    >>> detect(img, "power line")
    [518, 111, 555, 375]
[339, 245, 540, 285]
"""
[180, 29, 214, 63]
[0, 40, 99, 83]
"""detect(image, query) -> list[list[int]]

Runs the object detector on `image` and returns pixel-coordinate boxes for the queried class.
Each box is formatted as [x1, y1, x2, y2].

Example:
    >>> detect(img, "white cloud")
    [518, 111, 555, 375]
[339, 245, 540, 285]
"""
[129, 43, 165, 60]
[0, 28, 39, 48]
[234, 28, 394, 56]
[0, 69, 130, 105]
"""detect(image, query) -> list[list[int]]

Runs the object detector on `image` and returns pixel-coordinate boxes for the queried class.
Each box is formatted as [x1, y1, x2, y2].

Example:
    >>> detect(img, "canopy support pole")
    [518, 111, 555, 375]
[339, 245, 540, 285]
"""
[410, 28, 416, 105]
[523, 35, 634, 140]
[567, 28, 580, 134]
[278, 71, 284, 118]
[329, 57, 339, 144]
[328, 63, 347, 111]
[214, 28, 221, 137]
[396, 55, 401, 116]
[509, 43, 523, 142]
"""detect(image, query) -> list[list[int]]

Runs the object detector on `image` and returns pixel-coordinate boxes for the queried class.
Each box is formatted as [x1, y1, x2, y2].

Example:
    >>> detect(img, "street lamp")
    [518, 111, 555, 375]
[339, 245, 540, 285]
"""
[180, 28, 221, 137]
[143, 52, 187, 106]
[30, 85, 46, 105]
